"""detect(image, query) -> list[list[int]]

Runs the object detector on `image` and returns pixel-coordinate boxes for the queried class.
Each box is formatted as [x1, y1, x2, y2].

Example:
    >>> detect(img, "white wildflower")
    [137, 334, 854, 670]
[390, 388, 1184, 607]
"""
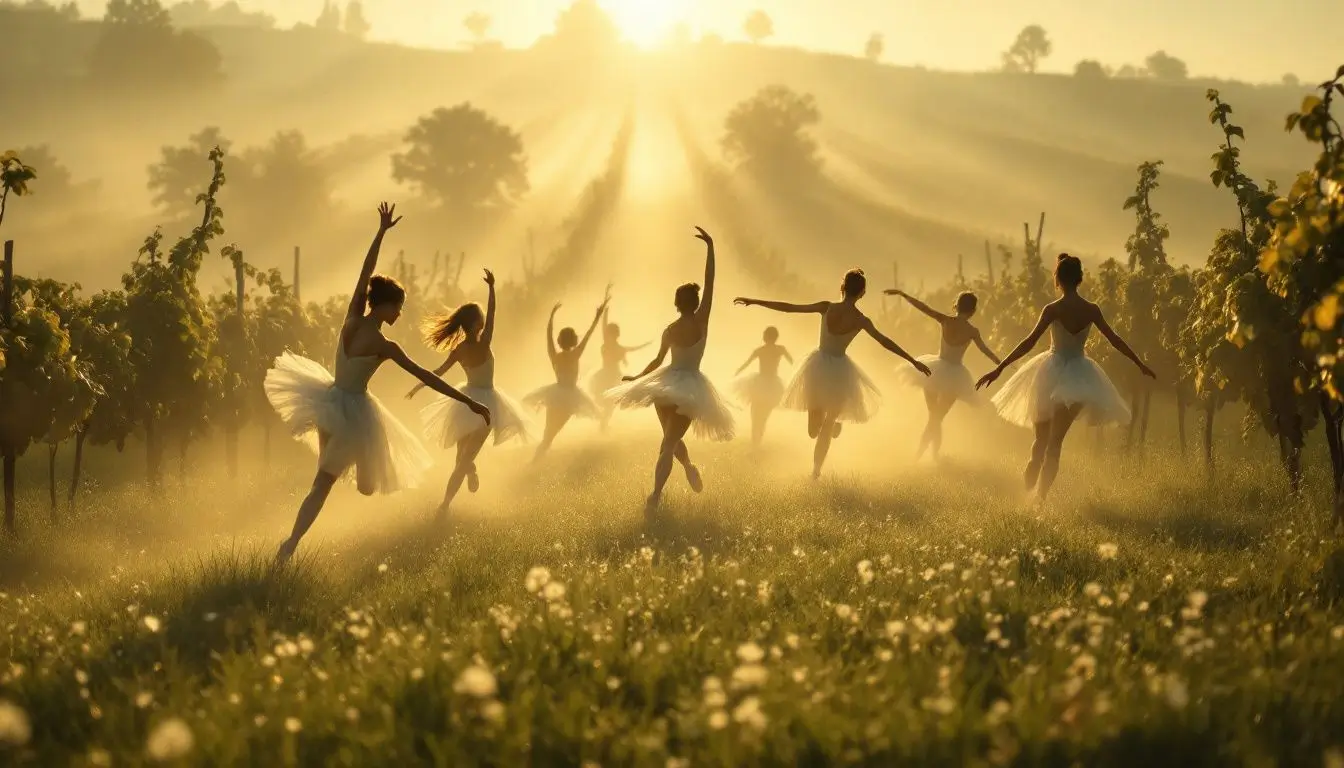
[857, 560, 875, 585]
[454, 665, 498, 698]
[736, 642, 765, 664]
[542, 581, 567, 603]
[145, 717, 194, 761]
[732, 696, 768, 731]
[142, 616, 162, 633]
[524, 566, 551, 593]
[1097, 543, 1118, 560]
[0, 700, 32, 746]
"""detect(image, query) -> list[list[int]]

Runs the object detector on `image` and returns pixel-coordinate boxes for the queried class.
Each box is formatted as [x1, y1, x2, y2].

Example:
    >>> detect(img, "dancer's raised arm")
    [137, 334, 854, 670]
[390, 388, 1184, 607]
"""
[545, 304, 561, 362]
[347, 202, 401, 319]
[781, 346, 794, 365]
[861, 315, 930, 375]
[576, 299, 609, 356]
[735, 348, 760, 375]
[734, 297, 829, 314]
[976, 307, 1053, 389]
[1095, 307, 1155, 379]
[972, 330, 1002, 366]
[480, 269, 497, 346]
[885, 289, 950, 323]
[623, 328, 671, 382]
[386, 342, 490, 424]
[694, 227, 715, 322]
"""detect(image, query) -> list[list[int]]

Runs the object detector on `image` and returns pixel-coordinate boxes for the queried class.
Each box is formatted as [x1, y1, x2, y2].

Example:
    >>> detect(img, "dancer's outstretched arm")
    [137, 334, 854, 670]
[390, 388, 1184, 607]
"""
[735, 348, 760, 375]
[972, 330, 1003, 366]
[884, 289, 949, 323]
[781, 346, 794, 365]
[861, 315, 930, 375]
[405, 348, 460, 399]
[1095, 307, 1155, 379]
[624, 329, 670, 382]
[480, 269, 497, 346]
[623, 341, 652, 354]
[346, 202, 401, 319]
[387, 342, 490, 424]
[576, 299, 609, 357]
[694, 227, 715, 323]
[976, 307, 1052, 389]
[734, 297, 829, 314]
[545, 304, 561, 363]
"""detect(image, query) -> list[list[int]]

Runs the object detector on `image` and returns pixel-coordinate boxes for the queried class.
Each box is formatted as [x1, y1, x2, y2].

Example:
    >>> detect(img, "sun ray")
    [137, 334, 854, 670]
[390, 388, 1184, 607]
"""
[601, 0, 687, 50]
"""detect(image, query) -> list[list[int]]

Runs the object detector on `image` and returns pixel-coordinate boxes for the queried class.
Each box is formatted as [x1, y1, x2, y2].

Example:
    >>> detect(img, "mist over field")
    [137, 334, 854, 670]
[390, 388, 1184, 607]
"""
[1, 1, 1343, 765]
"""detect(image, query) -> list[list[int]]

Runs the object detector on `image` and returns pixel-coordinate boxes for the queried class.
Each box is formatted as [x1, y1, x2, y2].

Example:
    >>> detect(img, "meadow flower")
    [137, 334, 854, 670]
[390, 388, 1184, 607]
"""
[345, 707, 360, 722]
[145, 717, 194, 761]
[708, 710, 729, 729]
[525, 566, 551, 593]
[857, 560, 875, 585]
[0, 700, 32, 746]
[834, 604, 854, 621]
[732, 696, 768, 730]
[1163, 675, 1190, 709]
[921, 695, 956, 715]
[71, 620, 87, 636]
[454, 665, 499, 698]
[542, 581, 567, 603]
[481, 700, 506, 724]
[135, 692, 154, 708]
[886, 620, 907, 638]
[731, 663, 768, 689]
[736, 642, 765, 664]
[785, 633, 800, 649]
[88, 748, 112, 766]
[142, 616, 162, 633]
[1097, 543, 1118, 560]
[1331, 625, 1344, 641]
[1083, 582, 1102, 598]
[377, 563, 389, 574]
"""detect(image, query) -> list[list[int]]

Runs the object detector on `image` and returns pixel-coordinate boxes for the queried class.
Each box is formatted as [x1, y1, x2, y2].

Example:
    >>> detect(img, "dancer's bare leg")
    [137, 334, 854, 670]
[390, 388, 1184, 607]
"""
[808, 409, 836, 479]
[648, 405, 694, 511]
[534, 408, 572, 461]
[750, 403, 768, 446]
[1024, 420, 1051, 492]
[438, 426, 490, 519]
[928, 394, 956, 460]
[916, 390, 938, 460]
[1038, 404, 1083, 500]
[277, 469, 339, 564]
[656, 404, 701, 491]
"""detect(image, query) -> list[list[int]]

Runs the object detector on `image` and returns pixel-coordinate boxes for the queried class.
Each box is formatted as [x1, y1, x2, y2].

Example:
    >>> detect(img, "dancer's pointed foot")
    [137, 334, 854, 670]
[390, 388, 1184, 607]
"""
[644, 493, 661, 519]
[433, 503, 451, 524]
[466, 464, 480, 493]
[685, 463, 704, 493]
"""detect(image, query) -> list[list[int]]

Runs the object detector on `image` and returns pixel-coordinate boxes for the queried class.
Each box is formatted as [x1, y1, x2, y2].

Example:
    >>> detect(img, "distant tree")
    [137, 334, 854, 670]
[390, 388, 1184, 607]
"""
[1073, 59, 1108, 79]
[864, 33, 884, 63]
[234, 130, 332, 239]
[463, 11, 490, 44]
[13, 146, 69, 197]
[0, 151, 38, 229]
[542, 0, 619, 52]
[392, 104, 530, 213]
[343, 1, 369, 39]
[314, 0, 340, 31]
[743, 9, 773, 44]
[721, 85, 822, 183]
[148, 127, 232, 218]
[1115, 63, 1140, 78]
[90, 0, 222, 89]
[1281, 72, 1300, 88]
[168, 0, 274, 29]
[1144, 50, 1188, 80]
[1001, 24, 1050, 73]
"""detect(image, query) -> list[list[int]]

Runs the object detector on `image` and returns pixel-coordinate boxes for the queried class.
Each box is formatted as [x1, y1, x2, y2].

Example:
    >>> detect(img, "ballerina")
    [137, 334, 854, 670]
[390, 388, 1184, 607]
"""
[589, 305, 650, 432]
[884, 289, 1001, 460]
[265, 203, 491, 564]
[524, 295, 610, 459]
[604, 227, 734, 514]
[735, 269, 931, 479]
[732, 327, 794, 446]
[976, 253, 1155, 500]
[408, 269, 532, 519]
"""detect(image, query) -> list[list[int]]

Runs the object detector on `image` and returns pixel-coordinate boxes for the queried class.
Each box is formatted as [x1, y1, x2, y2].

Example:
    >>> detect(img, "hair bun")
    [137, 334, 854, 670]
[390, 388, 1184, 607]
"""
[1057, 253, 1071, 263]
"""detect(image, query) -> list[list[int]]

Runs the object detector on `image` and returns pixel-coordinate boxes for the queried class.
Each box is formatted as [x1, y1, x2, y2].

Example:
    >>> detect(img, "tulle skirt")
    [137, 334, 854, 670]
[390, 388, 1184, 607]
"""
[782, 351, 881, 422]
[732, 371, 786, 410]
[524, 382, 601, 420]
[604, 368, 736, 441]
[898, 355, 984, 406]
[421, 386, 532, 448]
[264, 353, 432, 494]
[990, 351, 1131, 427]
[588, 366, 623, 405]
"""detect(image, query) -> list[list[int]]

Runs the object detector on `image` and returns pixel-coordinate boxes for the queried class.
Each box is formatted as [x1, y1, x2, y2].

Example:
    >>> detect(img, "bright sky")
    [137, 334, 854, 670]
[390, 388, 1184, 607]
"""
[77, 0, 1342, 82]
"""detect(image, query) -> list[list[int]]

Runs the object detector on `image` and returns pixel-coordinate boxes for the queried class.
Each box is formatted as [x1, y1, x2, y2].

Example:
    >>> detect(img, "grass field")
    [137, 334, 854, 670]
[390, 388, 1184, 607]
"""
[1, 411, 1342, 766]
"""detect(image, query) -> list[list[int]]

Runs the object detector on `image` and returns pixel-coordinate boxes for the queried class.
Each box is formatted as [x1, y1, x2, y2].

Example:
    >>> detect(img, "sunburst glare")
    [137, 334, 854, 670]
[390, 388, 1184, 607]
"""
[601, 0, 688, 49]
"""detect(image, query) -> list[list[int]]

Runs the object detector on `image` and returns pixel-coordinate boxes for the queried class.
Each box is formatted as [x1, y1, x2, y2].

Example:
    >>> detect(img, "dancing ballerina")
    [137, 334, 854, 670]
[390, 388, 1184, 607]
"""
[524, 295, 611, 459]
[589, 304, 650, 432]
[408, 269, 531, 519]
[605, 227, 735, 514]
[976, 253, 1154, 500]
[265, 203, 490, 563]
[736, 269, 930, 479]
[732, 327, 794, 446]
[885, 289, 1001, 459]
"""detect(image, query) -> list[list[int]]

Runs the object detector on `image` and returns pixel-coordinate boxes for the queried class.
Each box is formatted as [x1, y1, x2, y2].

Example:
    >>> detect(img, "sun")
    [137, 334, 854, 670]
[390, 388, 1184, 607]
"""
[601, 0, 687, 50]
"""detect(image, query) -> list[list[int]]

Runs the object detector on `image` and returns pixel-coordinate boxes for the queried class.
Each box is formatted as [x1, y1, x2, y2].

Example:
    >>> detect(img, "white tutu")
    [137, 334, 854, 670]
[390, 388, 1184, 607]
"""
[898, 355, 984, 406]
[589, 366, 623, 404]
[605, 369, 736, 441]
[991, 350, 1131, 427]
[421, 386, 533, 448]
[264, 352, 432, 494]
[782, 351, 881, 422]
[524, 383, 601, 420]
[732, 371, 786, 410]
